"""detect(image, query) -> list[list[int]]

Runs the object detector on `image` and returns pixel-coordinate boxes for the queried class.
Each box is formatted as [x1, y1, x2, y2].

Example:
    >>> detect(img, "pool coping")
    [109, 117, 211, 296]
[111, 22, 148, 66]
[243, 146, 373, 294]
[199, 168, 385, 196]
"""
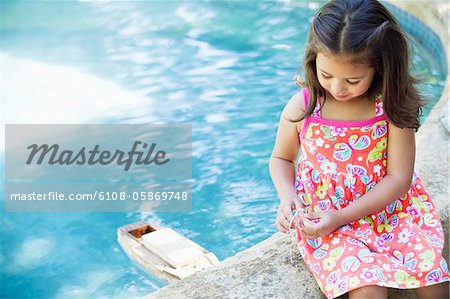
[143, 1, 450, 298]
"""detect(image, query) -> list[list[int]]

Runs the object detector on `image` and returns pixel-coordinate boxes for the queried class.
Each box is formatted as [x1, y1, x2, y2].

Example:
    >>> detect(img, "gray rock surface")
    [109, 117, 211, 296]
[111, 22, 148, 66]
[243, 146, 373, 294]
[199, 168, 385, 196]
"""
[440, 99, 450, 133]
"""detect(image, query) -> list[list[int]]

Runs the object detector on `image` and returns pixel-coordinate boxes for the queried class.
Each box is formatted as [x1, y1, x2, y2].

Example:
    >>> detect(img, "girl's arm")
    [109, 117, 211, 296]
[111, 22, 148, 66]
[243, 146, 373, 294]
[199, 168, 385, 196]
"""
[270, 92, 304, 232]
[336, 122, 416, 226]
[269, 92, 304, 199]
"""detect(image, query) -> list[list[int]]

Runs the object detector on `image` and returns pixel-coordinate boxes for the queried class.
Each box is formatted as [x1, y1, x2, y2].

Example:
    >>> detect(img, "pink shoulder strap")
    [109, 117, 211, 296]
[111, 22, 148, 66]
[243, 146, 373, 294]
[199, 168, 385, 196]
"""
[299, 87, 311, 140]
[301, 87, 320, 117]
[301, 87, 309, 108]
[375, 95, 384, 117]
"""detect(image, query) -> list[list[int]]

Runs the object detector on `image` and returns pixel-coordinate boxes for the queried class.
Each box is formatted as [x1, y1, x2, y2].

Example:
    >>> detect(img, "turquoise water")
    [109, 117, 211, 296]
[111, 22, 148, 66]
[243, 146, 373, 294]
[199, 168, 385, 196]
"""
[0, 1, 446, 298]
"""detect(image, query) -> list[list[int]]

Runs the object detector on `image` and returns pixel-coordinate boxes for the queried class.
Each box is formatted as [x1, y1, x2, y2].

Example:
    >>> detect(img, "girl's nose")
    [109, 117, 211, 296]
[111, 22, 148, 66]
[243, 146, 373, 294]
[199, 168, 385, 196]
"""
[331, 80, 348, 95]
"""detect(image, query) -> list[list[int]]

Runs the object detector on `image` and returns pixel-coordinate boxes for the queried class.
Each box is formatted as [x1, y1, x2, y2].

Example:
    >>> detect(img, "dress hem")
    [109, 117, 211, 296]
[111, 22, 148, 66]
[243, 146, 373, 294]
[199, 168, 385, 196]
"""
[324, 277, 450, 299]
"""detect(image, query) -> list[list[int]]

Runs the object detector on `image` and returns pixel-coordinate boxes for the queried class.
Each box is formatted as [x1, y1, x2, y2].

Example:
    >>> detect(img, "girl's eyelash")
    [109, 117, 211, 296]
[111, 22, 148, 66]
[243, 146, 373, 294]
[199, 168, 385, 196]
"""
[321, 74, 360, 85]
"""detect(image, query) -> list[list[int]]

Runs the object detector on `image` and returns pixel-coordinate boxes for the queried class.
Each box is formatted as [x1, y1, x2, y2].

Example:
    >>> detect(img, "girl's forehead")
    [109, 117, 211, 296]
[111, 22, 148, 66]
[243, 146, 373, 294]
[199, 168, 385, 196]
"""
[316, 52, 373, 74]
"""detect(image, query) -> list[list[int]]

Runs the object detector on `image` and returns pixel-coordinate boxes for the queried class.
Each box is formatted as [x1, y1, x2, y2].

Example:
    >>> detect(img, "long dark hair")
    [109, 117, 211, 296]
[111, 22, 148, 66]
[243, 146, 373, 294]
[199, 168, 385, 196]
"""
[293, 0, 424, 131]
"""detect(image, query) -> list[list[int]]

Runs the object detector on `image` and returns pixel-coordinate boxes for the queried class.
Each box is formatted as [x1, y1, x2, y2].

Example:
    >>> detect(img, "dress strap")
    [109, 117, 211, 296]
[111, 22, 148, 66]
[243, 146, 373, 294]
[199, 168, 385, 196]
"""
[302, 87, 321, 118]
[312, 97, 321, 117]
[375, 94, 384, 117]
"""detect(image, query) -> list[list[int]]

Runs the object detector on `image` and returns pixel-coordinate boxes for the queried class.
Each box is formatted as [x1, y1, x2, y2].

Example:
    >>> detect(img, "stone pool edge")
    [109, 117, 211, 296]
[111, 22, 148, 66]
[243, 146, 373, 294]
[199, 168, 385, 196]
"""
[144, 1, 450, 298]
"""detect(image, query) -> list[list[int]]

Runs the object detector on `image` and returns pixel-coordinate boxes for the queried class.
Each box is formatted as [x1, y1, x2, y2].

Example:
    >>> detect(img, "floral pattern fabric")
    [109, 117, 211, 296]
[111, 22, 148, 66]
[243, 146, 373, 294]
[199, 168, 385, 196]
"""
[294, 87, 450, 298]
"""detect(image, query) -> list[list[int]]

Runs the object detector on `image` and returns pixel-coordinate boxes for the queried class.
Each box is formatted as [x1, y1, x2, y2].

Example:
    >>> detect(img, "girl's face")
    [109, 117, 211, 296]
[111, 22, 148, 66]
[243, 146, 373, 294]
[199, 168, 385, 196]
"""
[316, 52, 376, 102]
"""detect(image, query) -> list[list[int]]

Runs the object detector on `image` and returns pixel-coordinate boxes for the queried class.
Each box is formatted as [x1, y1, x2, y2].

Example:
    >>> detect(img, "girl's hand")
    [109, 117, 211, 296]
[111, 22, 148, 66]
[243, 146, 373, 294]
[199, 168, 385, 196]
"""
[298, 210, 342, 239]
[275, 196, 301, 234]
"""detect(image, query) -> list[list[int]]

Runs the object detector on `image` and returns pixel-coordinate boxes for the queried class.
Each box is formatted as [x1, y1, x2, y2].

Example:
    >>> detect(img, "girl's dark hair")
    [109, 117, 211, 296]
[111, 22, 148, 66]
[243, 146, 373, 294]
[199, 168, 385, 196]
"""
[294, 0, 424, 131]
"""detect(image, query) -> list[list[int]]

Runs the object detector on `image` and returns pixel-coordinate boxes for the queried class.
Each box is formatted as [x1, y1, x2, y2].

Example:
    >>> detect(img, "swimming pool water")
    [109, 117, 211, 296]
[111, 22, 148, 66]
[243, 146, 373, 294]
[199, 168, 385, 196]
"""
[0, 1, 446, 298]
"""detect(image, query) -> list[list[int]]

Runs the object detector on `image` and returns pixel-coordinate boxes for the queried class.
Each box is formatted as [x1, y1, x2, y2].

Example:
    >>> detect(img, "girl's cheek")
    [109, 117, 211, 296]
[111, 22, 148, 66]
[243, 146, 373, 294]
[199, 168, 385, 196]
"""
[317, 78, 328, 89]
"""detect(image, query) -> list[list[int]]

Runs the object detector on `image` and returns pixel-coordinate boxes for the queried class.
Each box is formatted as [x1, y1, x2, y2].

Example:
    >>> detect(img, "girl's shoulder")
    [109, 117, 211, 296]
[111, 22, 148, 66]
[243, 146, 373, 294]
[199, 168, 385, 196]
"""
[282, 89, 307, 133]
[283, 90, 306, 118]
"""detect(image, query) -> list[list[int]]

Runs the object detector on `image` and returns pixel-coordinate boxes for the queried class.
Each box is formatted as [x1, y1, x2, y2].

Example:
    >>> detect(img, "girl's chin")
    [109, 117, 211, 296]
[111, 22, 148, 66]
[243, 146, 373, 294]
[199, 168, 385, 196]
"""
[332, 93, 352, 101]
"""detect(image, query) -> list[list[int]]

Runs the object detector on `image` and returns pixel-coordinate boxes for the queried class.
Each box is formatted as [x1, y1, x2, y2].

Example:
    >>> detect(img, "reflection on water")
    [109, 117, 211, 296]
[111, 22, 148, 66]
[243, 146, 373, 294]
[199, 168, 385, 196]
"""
[2, 53, 156, 124]
[1, 0, 446, 298]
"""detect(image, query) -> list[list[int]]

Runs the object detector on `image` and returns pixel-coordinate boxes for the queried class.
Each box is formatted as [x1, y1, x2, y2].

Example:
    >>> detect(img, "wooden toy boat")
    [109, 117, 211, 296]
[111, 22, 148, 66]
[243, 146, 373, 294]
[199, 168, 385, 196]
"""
[117, 221, 220, 283]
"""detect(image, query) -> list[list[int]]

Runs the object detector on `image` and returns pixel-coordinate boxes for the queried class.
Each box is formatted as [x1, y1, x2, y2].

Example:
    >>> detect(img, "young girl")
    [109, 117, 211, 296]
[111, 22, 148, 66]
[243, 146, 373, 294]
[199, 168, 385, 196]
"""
[269, 0, 450, 298]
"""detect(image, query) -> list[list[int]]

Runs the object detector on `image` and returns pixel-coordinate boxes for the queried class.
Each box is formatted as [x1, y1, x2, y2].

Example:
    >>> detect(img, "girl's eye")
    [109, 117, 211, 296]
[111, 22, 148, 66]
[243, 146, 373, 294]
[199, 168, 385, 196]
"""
[321, 73, 360, 84]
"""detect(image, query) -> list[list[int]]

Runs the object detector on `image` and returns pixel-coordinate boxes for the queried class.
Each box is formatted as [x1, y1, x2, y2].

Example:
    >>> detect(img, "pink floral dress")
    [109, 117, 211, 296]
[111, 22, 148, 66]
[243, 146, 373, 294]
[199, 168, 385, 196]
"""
[294, 87, 450, 298]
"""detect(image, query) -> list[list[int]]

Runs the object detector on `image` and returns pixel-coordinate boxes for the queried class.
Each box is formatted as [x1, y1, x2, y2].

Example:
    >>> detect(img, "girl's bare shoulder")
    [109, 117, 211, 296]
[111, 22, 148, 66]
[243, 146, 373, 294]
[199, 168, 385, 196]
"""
[282, 91, 306, 133]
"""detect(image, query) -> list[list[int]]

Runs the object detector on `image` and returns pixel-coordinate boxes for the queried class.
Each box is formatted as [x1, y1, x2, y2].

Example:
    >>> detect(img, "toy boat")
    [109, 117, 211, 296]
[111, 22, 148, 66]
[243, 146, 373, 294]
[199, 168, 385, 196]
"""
[117, 221, 220, 283]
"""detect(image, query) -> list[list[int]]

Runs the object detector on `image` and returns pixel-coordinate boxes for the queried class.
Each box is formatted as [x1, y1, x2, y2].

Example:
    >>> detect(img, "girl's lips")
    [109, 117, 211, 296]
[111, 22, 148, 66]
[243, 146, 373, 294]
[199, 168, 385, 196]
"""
[334, 94, 350, 99]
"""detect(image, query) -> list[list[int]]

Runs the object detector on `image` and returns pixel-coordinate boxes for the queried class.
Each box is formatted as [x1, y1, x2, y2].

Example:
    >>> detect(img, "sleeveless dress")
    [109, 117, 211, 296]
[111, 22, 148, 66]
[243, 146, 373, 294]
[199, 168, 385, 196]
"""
[293, 87, 450, 298]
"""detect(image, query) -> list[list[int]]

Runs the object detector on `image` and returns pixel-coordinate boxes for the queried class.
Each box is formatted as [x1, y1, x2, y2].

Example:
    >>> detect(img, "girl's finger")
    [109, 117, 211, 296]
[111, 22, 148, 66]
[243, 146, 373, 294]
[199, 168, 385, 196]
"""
[300, 227, 315, 239]
[291, 212, 301, 229]
[275, 220, 288, 234]
[278, 205, 292, 224]
[289, 212, 300, 230]
[298, 212, 312, 227]
[277, 212, 290, 229]
[301, 217, 318, 235]
[305, 211, 320, 220]
[297, 211, 306, 224]
[291, 200, 302, 213]
[282, 208, 293, 222]
[290, 201, 296, 211]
